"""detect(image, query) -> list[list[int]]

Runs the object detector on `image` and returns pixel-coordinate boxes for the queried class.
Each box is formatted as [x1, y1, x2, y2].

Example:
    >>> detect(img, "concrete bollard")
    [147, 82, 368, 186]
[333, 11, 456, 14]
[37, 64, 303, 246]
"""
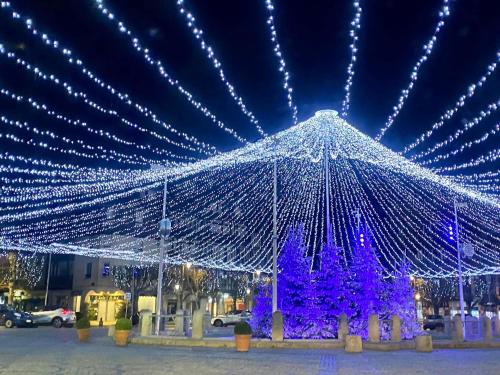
[444, 316, 451, 336]
[199, 298, 212, 334]
[452, 315, 464, 343]
[272, 311, 284, 342]
[191, 309, 204, 339]
[175, 309, 185, 336]
[415, 335, 433, 352]
[391, 315, 401, 342]
[481, 316, 493, 341]
[108, 325, 115, 337]
[139, 310, 152, 337]
[368, 314, 380, 343]
[203, 312, 212, 334]
[338, 313, 349, 342]
[345, 335, 362, 353]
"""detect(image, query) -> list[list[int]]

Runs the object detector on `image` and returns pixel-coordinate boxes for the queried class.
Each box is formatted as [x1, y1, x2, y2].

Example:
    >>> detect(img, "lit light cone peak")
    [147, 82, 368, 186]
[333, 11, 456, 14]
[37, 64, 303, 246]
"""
[155, 110, 498, 208]
[2, 111, 499, 278]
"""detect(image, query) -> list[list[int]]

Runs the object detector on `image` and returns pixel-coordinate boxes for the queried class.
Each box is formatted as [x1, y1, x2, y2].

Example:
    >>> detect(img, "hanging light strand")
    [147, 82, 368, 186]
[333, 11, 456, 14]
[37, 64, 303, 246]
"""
[0, 1, 217, 156]
[341, 0, 362, 118]
[376, 0, 452, 141]
[402, 52, 499, 154]
[176, 0, 267, 138]
[264, 0, 298, 125]
[93, 0, 247, 144]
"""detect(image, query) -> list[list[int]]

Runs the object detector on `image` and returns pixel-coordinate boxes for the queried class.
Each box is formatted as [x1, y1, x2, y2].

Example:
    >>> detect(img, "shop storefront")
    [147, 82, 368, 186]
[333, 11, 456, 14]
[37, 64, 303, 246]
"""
[84, 290, 125, 325]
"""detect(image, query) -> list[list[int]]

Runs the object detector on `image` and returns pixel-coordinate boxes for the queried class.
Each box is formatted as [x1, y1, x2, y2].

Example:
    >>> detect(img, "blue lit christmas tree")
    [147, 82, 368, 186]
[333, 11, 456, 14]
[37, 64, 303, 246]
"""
[278, 225, 322, 338]
[315, 225, 349, 338]
[249, 283, 272, 338]
[250, 225, 420, 340]
[348, 228, 384, 339]
[387, 262, 421, 339]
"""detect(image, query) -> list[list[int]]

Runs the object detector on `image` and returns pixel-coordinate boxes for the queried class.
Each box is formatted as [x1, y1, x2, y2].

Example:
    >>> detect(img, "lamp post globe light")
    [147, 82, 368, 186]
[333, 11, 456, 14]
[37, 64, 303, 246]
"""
[159, 218, 172, 238]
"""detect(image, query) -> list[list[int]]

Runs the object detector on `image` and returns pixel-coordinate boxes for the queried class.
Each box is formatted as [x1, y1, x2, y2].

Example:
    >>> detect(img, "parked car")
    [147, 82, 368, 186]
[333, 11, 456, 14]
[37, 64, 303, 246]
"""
[423, 314, 444, 330]
[0, 305, 37, 328]
[211, 310, 252, 327]
[30, 307, 76, 328]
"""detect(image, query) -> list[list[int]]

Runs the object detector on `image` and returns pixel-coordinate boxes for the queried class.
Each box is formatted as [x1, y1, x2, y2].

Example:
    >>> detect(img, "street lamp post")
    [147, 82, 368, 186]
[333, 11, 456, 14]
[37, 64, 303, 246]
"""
[272, 157, 278, 313]
[453, 197, 467, 337]
[155, 176, 171, 336]
[324, 142, 331, 244]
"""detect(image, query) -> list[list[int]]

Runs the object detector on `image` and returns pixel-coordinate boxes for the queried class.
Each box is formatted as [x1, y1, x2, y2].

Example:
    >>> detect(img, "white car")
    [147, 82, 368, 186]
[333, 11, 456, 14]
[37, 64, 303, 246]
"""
[211, 310, 251, 327]
[31, 307, 76, 328]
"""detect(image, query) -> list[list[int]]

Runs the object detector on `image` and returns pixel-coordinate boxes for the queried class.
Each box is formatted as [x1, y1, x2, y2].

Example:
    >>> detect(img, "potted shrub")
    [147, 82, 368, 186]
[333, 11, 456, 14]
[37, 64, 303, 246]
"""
[234, 321, 252, 352]
[114, 318, 132, 346]
[75, 317, 90, 342]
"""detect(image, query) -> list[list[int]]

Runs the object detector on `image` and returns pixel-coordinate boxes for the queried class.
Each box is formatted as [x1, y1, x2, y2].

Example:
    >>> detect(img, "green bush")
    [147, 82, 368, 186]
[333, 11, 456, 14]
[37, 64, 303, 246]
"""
[234, 321, 252, 335]
[115, 318, 132, 331]
[75, 317, 90, 330]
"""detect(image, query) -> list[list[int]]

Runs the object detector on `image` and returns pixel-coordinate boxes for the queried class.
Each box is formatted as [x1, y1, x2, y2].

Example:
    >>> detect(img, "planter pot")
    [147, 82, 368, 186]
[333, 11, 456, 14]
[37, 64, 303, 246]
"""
[77, 328, 90, 342]
[114, 330, 130, 347]
[235, 334, 251, 352]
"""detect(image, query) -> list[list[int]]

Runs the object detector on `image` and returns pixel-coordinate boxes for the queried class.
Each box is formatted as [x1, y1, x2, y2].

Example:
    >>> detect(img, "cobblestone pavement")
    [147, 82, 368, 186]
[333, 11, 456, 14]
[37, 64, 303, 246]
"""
[0, 327, 498, 375]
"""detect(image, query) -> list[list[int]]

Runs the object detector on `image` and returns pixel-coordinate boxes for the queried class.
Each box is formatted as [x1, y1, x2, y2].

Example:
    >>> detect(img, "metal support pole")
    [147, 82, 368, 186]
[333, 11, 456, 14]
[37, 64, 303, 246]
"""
[155, 176, 168, 336]
[272, 158, 278, 313]
[131, 267, 135, 319]
[324, 142, 332, 245]
[44, 253, 52, 307]
[454, 197, 466, 338]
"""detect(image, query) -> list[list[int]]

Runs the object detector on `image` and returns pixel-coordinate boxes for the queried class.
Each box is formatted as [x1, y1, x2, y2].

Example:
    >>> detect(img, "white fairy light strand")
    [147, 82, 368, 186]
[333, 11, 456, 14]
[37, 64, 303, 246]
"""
[264, 0, 298, 125]
[341, 0, 362, 118]
[0, 88, 196, 163]
[176, 0, 267, 138]
[93, 0, 247, 144]
[402, 53, 499, 154]
[431, 149, 500, 173]
[376, 0, 451, 141]
[0, 1, 217, 156]
[418, 123, 499, 167]
[0, 44, 214, 159]
[411, 99, 500, 161]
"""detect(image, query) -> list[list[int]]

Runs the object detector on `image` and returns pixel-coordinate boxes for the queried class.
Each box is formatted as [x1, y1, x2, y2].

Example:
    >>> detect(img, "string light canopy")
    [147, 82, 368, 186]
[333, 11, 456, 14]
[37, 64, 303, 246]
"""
[0, 1, 498, 281]
[1, 111, 498, 278]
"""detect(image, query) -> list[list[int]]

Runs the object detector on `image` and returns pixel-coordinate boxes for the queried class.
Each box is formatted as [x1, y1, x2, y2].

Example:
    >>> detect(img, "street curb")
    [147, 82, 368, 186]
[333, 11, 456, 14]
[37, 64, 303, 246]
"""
[131, 336, 500, 350]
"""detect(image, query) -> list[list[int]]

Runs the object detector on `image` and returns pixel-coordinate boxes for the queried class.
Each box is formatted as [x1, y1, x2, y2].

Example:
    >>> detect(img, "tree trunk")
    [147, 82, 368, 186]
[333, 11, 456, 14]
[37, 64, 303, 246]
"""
[433, 304, 440, 315]
[466, 301, 472, 315]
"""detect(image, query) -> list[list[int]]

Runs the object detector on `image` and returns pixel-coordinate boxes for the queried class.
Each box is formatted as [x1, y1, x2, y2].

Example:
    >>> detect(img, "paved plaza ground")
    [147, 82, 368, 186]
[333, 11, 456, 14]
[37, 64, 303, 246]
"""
[0, 327, 498, 375]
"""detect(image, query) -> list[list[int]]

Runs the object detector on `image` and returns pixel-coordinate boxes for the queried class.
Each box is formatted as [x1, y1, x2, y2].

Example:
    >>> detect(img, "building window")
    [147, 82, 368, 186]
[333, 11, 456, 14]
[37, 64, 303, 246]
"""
[102, 263, 110, 277]
[85, 262, 92, 279]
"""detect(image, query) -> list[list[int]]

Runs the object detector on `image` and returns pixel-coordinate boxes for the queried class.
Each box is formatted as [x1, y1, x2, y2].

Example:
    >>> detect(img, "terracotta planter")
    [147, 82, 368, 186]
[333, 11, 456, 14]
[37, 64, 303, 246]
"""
[114, 330, 130, 347]
[77, 328, 90, 342]
[235, 334, 251, 352]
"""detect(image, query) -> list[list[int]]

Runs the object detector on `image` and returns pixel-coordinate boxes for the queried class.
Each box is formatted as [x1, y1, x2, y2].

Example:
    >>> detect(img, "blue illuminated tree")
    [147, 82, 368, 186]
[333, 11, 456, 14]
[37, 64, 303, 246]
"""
[278, 225, 322, 338]
[348, 229, 384, 339]
[388, 262, 421, 339]
[249, 283, 272, 338]
[315, 225, 349, 338]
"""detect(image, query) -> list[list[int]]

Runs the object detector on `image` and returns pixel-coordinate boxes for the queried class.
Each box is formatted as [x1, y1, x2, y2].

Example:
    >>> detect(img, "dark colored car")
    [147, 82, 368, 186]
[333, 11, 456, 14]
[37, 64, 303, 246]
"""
[0, 305, 37, 328]
[423, 314, 444, 330]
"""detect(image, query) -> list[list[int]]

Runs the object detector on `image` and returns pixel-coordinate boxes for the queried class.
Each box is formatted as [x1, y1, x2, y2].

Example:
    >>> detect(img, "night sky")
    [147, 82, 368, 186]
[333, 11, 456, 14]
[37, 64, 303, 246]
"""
[0, 0, 498, 170]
